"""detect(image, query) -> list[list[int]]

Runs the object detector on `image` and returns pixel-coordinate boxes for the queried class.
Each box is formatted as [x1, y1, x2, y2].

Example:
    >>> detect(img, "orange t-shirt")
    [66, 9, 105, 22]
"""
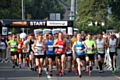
[17, 40, 23, 53]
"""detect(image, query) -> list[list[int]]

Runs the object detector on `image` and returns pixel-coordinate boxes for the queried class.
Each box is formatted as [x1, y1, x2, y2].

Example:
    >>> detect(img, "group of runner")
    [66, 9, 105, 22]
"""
[6, 31, 119, 78]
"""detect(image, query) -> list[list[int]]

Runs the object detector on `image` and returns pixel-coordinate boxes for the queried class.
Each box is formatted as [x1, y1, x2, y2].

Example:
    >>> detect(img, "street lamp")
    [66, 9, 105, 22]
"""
[21, 0, 25, 33]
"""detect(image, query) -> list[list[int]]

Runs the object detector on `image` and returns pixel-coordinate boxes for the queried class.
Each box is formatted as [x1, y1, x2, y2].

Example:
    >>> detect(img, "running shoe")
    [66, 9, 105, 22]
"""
[12, 65, 15, 68]
[96, 66, 99, 69]
[114, 67, 117, 72]
[56, 71, 60, 75]
[15, 62, 18, 66]
[59, 71, 62, 76]
[68, 68, 71, 73]
[19, 64, 21, 68]
[49, 71, 52, 76]
[76, 70, 79, 76]
[79, 74, 82, 78]
[38, 73, 42, 77]
[89, 72, 92, 76]
[84, 68, 89, 73]
[61, 70, 66, 75]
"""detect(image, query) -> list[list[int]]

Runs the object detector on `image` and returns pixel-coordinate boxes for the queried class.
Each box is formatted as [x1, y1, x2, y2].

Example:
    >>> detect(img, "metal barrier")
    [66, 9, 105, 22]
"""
[0, 47, 12, 63]
[104, 48, 120, 71]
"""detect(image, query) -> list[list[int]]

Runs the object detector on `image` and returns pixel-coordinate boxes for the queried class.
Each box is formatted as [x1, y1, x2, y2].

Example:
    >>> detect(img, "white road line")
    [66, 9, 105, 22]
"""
[44, 68, 52, 80]
[47, 75, 51, 79]
[113, 75, 120, 80]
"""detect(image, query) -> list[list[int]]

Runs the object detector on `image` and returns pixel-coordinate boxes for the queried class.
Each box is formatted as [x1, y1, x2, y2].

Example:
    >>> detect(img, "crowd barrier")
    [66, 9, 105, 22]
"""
[0, 47, 12, 63]
[104, 48, 120, 71]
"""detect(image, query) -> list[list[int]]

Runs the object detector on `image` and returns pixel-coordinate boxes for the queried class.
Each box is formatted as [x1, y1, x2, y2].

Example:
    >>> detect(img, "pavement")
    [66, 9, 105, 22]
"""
[0, 62, 120, 80]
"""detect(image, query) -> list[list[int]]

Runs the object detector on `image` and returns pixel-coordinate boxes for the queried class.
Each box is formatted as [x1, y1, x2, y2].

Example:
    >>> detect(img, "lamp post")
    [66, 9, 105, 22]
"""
[21, 0, 25, 33]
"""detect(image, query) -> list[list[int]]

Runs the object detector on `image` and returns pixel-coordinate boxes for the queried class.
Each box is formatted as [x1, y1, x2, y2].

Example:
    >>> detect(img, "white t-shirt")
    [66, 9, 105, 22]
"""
[23, 40, 30, 52]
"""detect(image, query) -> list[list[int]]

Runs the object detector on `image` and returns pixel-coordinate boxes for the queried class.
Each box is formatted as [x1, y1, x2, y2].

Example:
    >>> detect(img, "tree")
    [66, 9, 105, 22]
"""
[75, 0, 108, 34]
[25, 0, 65, 19]
[0, 0, 65, 34]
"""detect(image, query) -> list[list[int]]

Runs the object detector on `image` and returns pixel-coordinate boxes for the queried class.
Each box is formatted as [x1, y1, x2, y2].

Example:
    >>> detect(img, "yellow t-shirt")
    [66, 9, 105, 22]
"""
[71, 37, 77, 47]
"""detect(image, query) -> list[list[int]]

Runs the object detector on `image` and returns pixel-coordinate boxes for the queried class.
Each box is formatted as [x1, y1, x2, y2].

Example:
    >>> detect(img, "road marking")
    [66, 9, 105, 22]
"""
[44, 68, 52, 80]
[113, 74, 120, 80]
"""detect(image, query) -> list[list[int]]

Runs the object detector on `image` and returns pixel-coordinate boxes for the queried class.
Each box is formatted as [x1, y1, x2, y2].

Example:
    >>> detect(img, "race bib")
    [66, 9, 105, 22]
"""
[87, 46, 92, 52]
[58, 45, 63, 51]
[11, 44, 16, 48]
[98, 47, 104, 53]
[18, 44, 21, 49]
[48, 45, 53, 51]
[76, 47, 82, 52]
[35, 47, 44, 55]
[110, 45, 115, 52]
[66, 50, 72, 54]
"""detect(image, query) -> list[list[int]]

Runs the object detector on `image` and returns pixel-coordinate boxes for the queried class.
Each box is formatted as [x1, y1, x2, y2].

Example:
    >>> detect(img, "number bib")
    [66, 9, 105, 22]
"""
[35, 46, 44, 55]
[11, 44, 16, 48]
[76, 47, 82, 52]
[58, 45, 63, 51]
[110, 45, 115, 52]
[66, 50, 72, 54]
[98, 47, 104, 53]
[18, 44, 21, 49]
[87, 46, 92, 52]
[48, 45, 53, 51]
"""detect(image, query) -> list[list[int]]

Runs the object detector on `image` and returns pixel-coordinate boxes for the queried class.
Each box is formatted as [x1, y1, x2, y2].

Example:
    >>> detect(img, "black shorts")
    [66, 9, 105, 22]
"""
[109, 52, 118, 60]
[66, 53, 72, 57]
[46, 54, 56, 61]
[98, 53, 105, 58]
[17, 52, 23, 58]
[34, 55, 45, 59]
[76, 55, 85, 60]
[56, 54, 66, 59]
[11, 52, 18, 56]
[86, 54, 94, 61]
[18, 52, 23, 54]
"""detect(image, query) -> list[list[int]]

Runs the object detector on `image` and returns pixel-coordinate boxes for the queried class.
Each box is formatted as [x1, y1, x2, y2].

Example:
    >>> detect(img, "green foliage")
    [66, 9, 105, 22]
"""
[25, 0, 65, 19]
[60, 0, 71, 7]
[75, 0, 110, 34]
[0, 0, 65, 33]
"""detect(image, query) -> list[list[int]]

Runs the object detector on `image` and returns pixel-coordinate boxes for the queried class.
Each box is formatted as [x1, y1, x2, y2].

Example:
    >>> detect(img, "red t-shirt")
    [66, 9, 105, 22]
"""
[17, 40, 23, 53]
[55, 39, 66, 54]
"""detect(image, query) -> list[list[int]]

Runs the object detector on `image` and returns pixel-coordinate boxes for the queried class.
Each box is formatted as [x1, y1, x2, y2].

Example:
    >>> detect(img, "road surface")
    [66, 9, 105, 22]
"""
[0, 62, 120, 80]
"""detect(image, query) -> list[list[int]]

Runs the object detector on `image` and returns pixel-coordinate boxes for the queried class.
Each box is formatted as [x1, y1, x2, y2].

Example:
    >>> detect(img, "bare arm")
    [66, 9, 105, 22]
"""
[32, 41, 36, 53]
[72, 42, 76, 60]
[83, 42, 87, 52]
[7, 42, 11, 48]
[53, 39, 58, 47]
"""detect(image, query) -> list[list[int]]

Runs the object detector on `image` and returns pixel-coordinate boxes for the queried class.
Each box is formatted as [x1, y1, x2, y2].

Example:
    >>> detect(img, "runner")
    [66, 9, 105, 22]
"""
[65, 34, 72, 72]
[45, 33, 55, 76]
[84, 34, 97, 76]
[96, 34, 106, 73]
[32, 34, 45, 77]
[71, 31, 77, 70]
[7, 35, 18, 68]
[43, 33, 48, 68]
[72, 34, 87, 77]
[17, 35, 24, 68]
[29, 33, 36, 71]
[53, 32, 68, 76]
[108, 34, 118, 73]
[22, 35, 30, 67]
